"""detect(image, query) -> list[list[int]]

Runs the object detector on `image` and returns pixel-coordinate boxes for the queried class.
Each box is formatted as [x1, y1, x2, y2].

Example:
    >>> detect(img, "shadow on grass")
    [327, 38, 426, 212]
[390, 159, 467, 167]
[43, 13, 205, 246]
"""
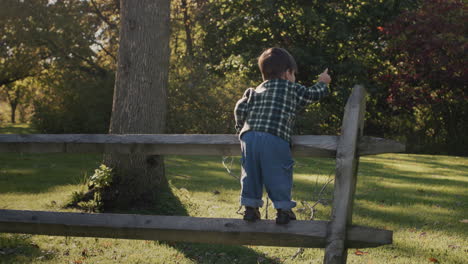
[2, 151, 466, 263]
[0, 234, 49, 263]
[0, 152, 281, 263]
[116, 186, 282, 264]
[369, 154, 468, 173]
[166, 155, 468, 239]
[377, 238, 467, 264]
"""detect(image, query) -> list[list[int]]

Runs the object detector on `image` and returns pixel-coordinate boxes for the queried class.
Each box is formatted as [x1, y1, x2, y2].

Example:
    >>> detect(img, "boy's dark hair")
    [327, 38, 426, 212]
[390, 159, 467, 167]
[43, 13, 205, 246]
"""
[258, 47, 298, 80]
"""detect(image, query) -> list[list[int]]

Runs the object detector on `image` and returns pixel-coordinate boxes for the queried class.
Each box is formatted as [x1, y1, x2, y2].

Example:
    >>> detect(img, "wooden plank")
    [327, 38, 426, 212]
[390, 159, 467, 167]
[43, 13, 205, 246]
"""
[324, 85, 367, 264]
[0, 134, 403, 157]
[0, 209, 392, 248]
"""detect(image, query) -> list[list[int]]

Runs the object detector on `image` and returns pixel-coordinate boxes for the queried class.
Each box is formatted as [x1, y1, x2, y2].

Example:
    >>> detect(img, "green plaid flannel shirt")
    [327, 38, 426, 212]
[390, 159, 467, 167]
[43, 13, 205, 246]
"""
[234, 79, 328, 143]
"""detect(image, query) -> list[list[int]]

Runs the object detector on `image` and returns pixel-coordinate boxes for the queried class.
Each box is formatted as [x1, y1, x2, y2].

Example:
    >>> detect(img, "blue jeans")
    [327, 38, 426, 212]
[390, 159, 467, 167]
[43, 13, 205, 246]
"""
[240, 131, 296, 210]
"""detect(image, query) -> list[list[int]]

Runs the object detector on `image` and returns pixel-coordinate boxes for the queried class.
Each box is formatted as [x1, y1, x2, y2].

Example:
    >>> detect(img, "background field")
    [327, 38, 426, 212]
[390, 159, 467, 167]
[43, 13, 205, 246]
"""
[0, 123, 467, 264]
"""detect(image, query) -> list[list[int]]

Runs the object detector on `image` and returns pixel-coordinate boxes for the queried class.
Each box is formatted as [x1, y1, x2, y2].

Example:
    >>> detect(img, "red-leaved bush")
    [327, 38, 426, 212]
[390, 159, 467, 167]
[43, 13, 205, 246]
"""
[382, 0, 467, 109]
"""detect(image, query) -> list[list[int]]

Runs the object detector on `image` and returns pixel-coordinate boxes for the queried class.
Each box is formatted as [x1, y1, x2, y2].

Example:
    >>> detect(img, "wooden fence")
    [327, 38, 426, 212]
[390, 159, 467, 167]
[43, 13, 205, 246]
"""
[0, 85, 405, 264]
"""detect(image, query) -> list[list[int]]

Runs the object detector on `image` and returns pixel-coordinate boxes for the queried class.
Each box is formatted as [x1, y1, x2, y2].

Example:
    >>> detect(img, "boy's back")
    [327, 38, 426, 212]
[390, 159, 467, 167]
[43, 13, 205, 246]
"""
[235, 78, 328, 143]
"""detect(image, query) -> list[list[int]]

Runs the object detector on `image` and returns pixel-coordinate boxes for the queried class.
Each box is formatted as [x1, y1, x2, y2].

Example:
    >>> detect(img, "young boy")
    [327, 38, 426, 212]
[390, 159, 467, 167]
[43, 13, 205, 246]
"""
[234, 47, 331, 224]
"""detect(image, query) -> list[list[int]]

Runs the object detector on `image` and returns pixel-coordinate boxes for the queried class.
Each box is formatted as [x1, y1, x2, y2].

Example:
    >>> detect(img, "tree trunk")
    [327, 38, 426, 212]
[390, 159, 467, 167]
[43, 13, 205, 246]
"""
[181, 0, 193, 57]
[10, 102, 17, 124]
[4, 88, 20, 124]
[102, 0, 170, 210]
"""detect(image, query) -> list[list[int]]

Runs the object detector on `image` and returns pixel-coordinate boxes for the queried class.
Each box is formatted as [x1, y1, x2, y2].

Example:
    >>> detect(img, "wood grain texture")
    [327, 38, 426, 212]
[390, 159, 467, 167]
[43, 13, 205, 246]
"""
[0, 209, 392, 248]
[0, 134, 404, 157]
[324, 85, 367, 264]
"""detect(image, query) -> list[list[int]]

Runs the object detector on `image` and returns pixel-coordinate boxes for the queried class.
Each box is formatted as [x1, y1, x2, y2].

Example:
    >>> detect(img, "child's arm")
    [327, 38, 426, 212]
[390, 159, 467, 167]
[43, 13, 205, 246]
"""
[234, 88, 254, 133]
[295, 69, 331, 109]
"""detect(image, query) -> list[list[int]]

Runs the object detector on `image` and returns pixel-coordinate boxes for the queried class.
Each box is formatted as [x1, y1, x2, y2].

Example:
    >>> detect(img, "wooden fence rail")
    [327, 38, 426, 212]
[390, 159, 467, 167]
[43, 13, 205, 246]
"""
[0, 85, 405, 264]
[0, 134, 403, 157]
[0, 209, 391, 248]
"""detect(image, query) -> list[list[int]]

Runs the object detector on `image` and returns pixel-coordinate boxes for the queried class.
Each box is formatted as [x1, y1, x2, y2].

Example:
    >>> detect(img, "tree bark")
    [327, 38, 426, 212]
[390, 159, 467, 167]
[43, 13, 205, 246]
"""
[103, 0, 170, 210]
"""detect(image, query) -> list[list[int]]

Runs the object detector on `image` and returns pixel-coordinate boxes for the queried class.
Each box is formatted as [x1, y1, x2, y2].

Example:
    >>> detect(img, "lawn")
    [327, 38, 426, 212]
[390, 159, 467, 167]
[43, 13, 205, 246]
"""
[0, 124, 467, 264]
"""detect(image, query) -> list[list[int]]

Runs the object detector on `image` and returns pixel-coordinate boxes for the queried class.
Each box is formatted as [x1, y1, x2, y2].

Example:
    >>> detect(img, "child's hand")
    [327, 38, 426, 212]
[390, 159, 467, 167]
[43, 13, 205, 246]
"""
[318, 68, 331, 84]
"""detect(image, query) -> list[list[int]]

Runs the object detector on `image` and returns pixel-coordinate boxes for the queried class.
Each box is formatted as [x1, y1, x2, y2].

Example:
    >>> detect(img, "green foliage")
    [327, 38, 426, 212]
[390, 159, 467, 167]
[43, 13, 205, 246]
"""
[87, 164, 113, 211]
[167, 56, 254, 134]
[1, 0, 118, 132]
[169, 0, 421, 136]
[0, 1, 44, 87]
[31, 68, 114, 133]
[1, 78, 37, 123]
[89, 164, 113, 189]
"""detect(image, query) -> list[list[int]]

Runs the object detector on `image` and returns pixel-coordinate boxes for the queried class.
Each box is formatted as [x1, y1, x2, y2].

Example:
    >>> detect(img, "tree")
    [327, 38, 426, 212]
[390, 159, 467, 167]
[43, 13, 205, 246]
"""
[2, 79, 35, 124]
[0, 0, 45, 123]
[380, 0, 467, 154]
[17, 0, 119, 133]
[102, 0, 171, 210]
[1, 0, 118, 127]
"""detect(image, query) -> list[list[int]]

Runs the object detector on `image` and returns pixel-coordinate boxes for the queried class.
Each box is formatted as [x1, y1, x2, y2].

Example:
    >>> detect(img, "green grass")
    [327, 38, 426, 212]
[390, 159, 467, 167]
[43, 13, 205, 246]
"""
[1, 125, 467, 263]
[0, 123, 37, 135]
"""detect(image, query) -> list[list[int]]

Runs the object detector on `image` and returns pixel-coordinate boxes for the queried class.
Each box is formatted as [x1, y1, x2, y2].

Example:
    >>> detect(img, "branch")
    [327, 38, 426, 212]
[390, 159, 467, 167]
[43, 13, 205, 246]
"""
[95, 41, 116, 62]
[89, 0, 118, 31]
[0, 74, 32, 87]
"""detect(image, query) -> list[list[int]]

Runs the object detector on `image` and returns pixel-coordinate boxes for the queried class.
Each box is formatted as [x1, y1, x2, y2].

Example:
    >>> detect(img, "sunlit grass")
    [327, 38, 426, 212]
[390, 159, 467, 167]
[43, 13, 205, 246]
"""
[1, 125, 467, 263]
[0, 123, 36, 134]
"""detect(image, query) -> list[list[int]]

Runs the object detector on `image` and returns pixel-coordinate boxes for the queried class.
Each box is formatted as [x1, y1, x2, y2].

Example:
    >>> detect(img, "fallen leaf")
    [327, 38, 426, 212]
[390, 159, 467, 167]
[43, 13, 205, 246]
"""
[100, 242, 112, 248]
[419, 232, 427, 237]
[355, 249, 368, 256]
[428, 257, 439, 263]
[73, 260, 83, 264]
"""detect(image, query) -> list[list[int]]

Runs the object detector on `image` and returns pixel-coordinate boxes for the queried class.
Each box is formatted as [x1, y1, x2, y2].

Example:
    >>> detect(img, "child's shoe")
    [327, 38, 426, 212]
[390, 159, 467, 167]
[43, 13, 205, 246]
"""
[276, 209, 296, 225]
[243, 207, 261, 222]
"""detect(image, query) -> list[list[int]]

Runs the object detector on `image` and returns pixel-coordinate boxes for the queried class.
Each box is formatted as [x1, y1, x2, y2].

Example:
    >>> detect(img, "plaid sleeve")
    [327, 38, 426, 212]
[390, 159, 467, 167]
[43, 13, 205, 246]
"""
[234, 88, 254, 133]
[295, 82, 329, 109]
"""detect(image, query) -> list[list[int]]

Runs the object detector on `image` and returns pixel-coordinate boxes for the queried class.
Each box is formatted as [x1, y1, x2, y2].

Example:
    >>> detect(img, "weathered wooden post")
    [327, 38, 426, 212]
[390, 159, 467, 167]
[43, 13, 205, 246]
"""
[324, 85, 367, 263]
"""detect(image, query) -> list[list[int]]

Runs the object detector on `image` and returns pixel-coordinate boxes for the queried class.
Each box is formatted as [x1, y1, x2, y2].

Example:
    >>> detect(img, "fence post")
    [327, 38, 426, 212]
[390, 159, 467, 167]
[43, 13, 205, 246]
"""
[324, 85, 367, 264]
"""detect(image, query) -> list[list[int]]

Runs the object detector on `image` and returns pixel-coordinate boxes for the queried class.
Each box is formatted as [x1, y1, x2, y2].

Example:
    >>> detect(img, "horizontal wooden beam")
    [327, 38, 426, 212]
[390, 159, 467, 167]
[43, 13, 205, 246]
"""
[0, 134, 404, 157]
[0, 209, 392, 248]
